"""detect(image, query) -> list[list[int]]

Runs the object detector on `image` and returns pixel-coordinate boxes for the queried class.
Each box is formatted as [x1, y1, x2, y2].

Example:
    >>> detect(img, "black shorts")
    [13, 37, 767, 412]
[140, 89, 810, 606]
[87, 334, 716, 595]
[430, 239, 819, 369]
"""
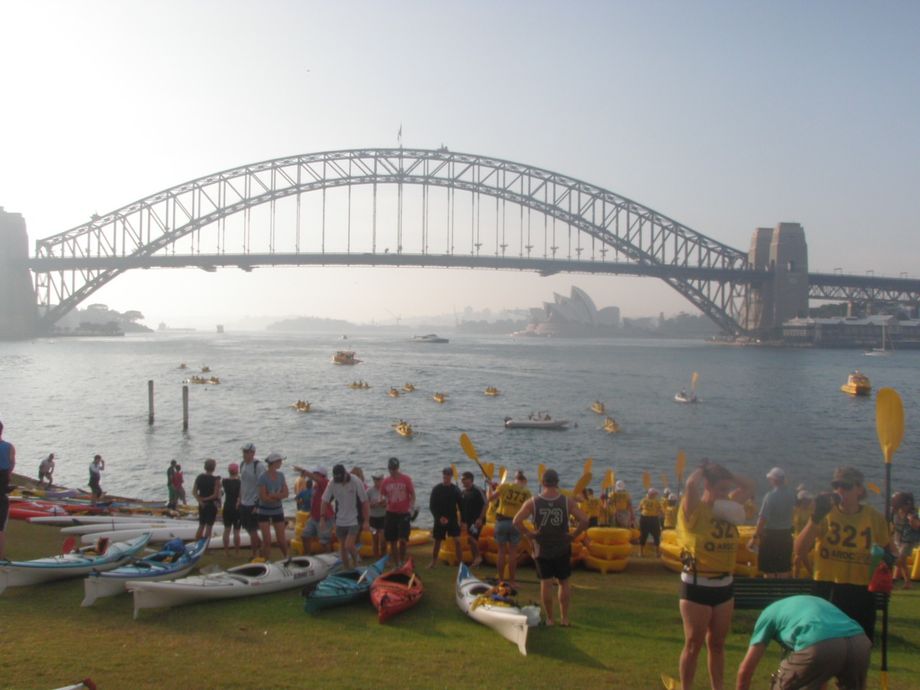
[680, 580, 734, 607]
[258, 512, 285, 524]
[198, 502, 218, 526]
[222, 506, 241, 529]
[433, 520, 460, 540]
[813, 581, 876, 642]
[759, 528, 793, 574]
[89, 479, 102, 495]
[535, 549, 573, 581]
[384, 511, 411, 542]
[0, 495, 8, 531]
[639, 515, 662, 546]
[240, 504, 260, 532]
[369, 516, 385, 531]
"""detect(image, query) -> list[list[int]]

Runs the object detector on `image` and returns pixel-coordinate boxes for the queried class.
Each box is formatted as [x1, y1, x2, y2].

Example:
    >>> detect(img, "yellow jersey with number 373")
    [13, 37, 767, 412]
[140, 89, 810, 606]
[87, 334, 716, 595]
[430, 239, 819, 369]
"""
[677, 500, 738, 577]
[496, 483, 531, 519]
[813, 505, 889, 586]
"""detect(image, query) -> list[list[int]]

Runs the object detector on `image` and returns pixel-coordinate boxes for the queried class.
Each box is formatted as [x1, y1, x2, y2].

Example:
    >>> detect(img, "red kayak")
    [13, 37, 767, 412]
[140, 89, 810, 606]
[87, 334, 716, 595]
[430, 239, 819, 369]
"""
[370, 558, 423, 623]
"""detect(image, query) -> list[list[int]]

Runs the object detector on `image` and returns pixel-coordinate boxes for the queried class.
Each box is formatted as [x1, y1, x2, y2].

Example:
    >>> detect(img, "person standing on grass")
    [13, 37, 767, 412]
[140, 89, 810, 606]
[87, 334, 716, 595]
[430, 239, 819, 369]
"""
[489, 470, 531, 586]
[638, 487, 664, 557]
[256, 453, 289, 560]
[38, 453, 55, 487]
[608, 480, 634, 528]
[366, 473, 388, 559]
[88, 454, 105, 502]
[513, 468, 589, 627]
[429, 467, 463, 569]
[459, 471, 487, 567]
[221, 463, 242, 556]
[748, 466, 795, 578]
[321, 463, 370, 570]
[677, 460, 754, 690]
[193, 458, 222, 541]
[381, 457, 415, 567]
[736, 595, 871, 690]
[238, 442, 264, 559]
[0, 420, 15, 560]
[891, 492, 920, 589]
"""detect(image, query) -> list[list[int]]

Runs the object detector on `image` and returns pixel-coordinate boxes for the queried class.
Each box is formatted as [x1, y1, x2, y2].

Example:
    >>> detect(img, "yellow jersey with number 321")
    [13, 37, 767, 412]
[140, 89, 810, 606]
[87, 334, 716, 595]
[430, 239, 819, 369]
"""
[677, 500, 738, 577]
[813, 505, 889, 586]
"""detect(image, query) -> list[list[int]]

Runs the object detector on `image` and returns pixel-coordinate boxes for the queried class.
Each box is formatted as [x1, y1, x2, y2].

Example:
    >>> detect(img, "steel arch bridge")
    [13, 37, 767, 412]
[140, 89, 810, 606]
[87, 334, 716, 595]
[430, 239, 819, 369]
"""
[33, 147, 767, 333]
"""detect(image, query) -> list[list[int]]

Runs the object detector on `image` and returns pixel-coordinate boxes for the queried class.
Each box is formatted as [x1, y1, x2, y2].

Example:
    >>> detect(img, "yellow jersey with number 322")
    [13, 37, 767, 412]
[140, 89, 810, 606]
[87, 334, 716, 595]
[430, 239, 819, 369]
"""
[677, 500, 738, 577]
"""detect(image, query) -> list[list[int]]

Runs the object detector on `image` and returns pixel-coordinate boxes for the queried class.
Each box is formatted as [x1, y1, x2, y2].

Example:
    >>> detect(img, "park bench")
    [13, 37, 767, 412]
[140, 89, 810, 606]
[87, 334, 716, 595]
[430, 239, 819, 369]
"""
[733, 577, 889, 615]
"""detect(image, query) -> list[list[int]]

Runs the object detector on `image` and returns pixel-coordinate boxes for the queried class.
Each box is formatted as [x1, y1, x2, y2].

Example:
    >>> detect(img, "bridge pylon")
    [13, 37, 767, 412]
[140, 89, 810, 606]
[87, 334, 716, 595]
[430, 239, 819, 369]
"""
[744, 222, 809, 337]
[0, 208, 37, 339]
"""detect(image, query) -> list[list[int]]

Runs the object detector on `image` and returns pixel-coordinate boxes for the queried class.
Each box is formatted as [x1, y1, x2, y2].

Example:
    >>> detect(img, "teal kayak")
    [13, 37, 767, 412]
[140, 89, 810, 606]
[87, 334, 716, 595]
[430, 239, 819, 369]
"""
[303, 555, 388, 613]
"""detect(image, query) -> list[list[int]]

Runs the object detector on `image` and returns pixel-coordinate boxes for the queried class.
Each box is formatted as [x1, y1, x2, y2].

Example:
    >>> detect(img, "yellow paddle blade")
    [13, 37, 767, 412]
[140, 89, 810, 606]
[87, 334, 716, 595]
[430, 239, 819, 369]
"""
[482, 462, 495, 482]
[676, 450, 686, 482]
[876, 388, 904, 464]
[691, 371, 699, 390]
[660, 673, 678, 690]
[573, 472, 592, 497]
[451, 464, 459, 482]
[583, 458, 593, 475]
[459, 433, 478, 461]
[642, 471, 651, 490]
[659, 473, 668, 488]
[867, 481, 882, 495]
[538, 463, 545, 483]
[499, 466, 508, 485]
[601, 469, 614, 490]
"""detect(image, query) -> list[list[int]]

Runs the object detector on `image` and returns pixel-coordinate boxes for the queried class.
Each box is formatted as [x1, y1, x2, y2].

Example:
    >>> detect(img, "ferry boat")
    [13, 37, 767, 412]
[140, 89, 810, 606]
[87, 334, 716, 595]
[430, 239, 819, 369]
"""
[840, 370, 872, 396]
[412, 334, 449, 344]
[332, 351, 360, 365]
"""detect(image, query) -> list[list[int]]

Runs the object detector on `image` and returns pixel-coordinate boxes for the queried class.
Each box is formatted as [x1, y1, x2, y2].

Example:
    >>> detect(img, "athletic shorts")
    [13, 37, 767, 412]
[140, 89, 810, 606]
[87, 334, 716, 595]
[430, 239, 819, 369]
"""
[258, 512, 285, 524]
[222, 506, 241, 529]
[771, 634, 871, 690]
[89, 479, 102, 495]
[0, 495, 8, 531]
[759, 528, 793, 574]
[680, 580, 734, 607]
[639, 515, 662, 546]
[369, 516, 385, 531]
[240, 504, 260, 532]
[813, 581, 876, 642]
[535, 549, 573, 581]
[302, 517, 333, 545]
[198, 502, 218, 526]
[494, 518, 521, 545]
[335, 524, 360, 542]
[384, 511, 411, 542]
[433, 520, 460, 540]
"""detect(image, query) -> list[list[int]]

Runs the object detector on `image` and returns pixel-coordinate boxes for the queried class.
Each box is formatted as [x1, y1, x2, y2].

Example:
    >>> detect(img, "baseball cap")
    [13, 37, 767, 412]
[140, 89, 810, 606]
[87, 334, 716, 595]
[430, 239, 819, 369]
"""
[372, 472, 384, 480]
[265, 452, 285, 465]
[542, 469, 559, 486]
[615, 480, 626, 491]
[648, 488, 659, 496]
[387, 457, 400, 470]
[766, 467, 785, 480]
[241, 442, 256, 452]
[796, 489, 813, 501]
[442, 467, 453, 476]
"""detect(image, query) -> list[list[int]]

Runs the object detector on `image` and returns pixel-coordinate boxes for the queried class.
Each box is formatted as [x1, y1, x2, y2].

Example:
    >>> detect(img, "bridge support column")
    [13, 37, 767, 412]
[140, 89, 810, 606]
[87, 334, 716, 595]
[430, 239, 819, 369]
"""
[744, 222, 808, 337]
[0, 208, 38, 339]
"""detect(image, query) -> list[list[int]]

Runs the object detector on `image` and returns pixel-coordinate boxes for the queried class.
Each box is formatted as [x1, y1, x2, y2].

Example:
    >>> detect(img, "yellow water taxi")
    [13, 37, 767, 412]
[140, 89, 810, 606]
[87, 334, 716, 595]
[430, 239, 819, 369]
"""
[591, 401, 606, 415]
[332, 351, 360, 365]
[603, 416, 620, 434]
[402, 383, 416, 393]
[291, 400, 311, 412]
[484, 386, 501, 397]
[388, 388, 401, 398]
[394, 420, 414, 437]
[840, 370, 872, 396]
[433, 392, 447, 404]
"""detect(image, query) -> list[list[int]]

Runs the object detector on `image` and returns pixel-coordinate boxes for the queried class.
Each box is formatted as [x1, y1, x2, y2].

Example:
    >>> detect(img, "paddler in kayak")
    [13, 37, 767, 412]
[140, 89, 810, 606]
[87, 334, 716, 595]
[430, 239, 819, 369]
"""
[513, 468, 589, 627]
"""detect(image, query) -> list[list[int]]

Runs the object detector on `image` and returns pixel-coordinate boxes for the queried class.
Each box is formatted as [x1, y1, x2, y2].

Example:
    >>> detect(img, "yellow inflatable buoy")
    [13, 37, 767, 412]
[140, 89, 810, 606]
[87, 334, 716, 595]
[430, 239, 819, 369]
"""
[587, 542, 632, 560]
[584, 554, 628, 574]
[586, 527, 631, 545]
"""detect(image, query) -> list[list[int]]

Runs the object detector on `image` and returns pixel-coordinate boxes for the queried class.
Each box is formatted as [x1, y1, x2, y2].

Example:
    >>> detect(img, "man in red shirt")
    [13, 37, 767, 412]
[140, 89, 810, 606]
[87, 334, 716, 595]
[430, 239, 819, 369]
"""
[380, 457, 415, 567]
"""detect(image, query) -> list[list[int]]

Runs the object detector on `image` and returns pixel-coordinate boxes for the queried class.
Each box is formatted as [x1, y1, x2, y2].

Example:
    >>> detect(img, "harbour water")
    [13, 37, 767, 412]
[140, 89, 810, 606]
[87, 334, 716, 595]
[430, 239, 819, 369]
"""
[1, 331, 918, 517]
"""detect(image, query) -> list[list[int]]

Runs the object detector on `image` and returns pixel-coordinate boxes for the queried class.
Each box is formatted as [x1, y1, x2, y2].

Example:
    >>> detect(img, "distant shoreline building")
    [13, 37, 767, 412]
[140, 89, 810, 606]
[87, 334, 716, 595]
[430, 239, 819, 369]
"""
[516, 286, 619, 337]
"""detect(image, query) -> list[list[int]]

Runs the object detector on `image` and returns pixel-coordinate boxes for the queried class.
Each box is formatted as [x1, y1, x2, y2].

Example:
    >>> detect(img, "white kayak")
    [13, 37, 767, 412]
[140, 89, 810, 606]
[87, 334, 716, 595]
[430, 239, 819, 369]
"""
[0, 534, 151, 594]
[29, 515, 186, 527]
[673, 392, 699, 404]
[503, 417, 570, 430]
[62, 520, 194, 536]
[455, 564, 540, 656]
[79, 525, 222, 545]
[82, 538, 209, 606]
[128, 553, 341, 618]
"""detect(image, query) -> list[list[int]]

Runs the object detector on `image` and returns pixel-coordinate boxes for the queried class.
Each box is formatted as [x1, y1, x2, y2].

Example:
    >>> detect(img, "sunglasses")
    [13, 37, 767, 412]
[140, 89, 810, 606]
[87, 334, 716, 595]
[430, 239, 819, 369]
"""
[831, 481, 854, 490]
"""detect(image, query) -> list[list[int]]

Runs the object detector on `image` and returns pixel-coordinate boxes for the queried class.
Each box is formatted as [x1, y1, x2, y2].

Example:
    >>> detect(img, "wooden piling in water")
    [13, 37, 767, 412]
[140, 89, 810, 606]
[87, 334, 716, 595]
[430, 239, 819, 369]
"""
[182, 385, 189, 431]
[148, 380, 154, 425]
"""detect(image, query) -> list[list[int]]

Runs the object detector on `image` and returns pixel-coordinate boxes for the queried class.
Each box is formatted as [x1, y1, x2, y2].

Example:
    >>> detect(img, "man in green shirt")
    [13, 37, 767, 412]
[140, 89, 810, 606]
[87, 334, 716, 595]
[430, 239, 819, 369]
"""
[736, 595, 870, 690]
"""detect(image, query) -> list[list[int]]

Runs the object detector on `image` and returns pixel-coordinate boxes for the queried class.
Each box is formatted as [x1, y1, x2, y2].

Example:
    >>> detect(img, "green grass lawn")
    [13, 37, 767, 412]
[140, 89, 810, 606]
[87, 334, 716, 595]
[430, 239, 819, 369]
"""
[2, 520, 920, 689]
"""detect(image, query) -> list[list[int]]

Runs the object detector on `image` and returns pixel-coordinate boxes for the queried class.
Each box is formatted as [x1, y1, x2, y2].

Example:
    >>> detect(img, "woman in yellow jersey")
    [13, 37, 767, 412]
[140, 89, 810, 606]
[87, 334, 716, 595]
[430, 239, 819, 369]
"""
[488, 470, 532, 586]
[608, 480, 634, 528]
[582, 488, 602, 527]
[678, 460, 754, 690]
[638, 488, 663, 556]
[794, 466, 893, 641]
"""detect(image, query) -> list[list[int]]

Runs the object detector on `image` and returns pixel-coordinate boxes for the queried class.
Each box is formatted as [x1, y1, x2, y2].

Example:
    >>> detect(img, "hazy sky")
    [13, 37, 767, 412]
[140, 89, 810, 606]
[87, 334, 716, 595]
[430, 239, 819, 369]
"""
[1, 1, 918, 327]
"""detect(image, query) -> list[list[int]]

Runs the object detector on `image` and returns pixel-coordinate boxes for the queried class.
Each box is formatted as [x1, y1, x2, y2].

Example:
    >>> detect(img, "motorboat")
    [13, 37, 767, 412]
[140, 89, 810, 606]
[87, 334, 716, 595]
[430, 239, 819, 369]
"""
[590, 401, 606, 415]
[603, 417, 620, 434]
[503, 415, 569, 430]
[412, 334, 449, 343]
[455, 564, 540, 656]
[388, 387, 401, 398]
[129, 554, 340, 618]
[332, 351, 360, 365]
[433, 392, 447, 404]
[394, 420, 414, 438]
[865, 324, 893, 357]
[402, 383, 416, 393]
[82, 538, 208, 606]
[484, 386, 501, 397]
[841, 370, 872, 396]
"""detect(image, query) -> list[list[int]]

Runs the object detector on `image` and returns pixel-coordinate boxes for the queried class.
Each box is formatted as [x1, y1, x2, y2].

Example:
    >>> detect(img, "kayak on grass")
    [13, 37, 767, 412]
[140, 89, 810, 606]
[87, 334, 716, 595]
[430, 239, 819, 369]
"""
[303, 555, 388, 613]
[370, 557, 423, 623]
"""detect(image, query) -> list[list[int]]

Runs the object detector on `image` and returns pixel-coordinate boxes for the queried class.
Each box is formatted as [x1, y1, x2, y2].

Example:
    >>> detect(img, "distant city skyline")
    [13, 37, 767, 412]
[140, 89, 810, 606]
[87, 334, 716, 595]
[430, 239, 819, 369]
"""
[2, 1, 918, 328]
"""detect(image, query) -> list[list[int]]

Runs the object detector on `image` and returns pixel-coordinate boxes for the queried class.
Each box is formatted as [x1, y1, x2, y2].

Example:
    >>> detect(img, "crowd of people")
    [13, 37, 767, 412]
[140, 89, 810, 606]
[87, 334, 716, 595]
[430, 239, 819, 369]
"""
[3, 413, 918, 689]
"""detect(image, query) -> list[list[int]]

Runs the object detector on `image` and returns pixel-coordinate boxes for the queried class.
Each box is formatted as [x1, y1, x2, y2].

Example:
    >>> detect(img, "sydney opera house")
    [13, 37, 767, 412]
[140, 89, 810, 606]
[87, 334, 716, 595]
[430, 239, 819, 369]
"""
[515, 286, 620, 337]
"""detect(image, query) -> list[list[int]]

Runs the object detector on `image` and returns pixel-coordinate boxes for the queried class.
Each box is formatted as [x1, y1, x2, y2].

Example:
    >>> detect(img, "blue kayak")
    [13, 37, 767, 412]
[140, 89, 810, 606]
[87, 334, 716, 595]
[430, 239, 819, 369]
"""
[81, 538, 209, 606]
[303, 555, 388, 613]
